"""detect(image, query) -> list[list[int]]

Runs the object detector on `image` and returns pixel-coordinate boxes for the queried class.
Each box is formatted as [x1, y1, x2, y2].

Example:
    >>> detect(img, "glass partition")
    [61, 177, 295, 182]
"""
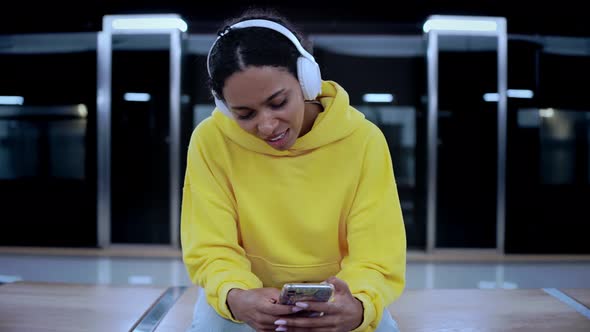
[0, 42, 97, 247]
[507, 49, 590, 254]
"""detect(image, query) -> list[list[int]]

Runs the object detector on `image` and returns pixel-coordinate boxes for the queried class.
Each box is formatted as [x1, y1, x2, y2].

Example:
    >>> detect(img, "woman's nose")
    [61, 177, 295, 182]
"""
[257, 114, 279, 137]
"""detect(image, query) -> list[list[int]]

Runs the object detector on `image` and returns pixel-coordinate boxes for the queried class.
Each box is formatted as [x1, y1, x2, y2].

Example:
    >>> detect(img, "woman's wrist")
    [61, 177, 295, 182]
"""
[227, 288, 245, 319]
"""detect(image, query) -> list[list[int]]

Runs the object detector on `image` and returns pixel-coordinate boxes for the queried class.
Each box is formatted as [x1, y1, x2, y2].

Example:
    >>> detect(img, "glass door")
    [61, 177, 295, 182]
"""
[424, 16, 508, 251]
[97, 15, 185, 247]
[110, 34, 172, 244]
[506, 48, 590, 253]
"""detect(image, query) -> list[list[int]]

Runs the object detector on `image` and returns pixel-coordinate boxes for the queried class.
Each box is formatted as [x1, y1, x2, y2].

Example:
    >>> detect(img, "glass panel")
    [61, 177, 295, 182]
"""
[110, 33, 171, 244]
[435, 34, 499, 248]
[193, 104, 213, 127]
[0, 118, 39, 179]
[49, 117, 86, 180]
[0, 106, 86, 180]
[0, 43, 96, 247]
[506, 48, 590, 254]
[539, 110, 587, 185]
[509, 107, 590, 253]
[357, 106, 417, 225]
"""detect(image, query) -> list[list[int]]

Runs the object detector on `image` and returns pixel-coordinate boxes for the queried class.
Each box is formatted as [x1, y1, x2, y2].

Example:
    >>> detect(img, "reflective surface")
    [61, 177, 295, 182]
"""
[507, 108, 590, 253]
[435, 35, 500, 249]
[0, 51, 97, 247]
[1, 254, 589, 289]
[110, 34, 172, 245]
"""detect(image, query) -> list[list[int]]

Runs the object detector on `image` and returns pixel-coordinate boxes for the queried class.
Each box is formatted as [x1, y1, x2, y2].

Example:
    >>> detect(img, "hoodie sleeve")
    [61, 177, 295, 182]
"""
[336, 127, 407, 332]
[181, 125, 263, 322]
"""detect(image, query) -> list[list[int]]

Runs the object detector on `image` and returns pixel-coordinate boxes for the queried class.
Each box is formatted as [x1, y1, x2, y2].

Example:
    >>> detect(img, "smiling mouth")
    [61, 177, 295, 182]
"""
[268, 130, 287, 142]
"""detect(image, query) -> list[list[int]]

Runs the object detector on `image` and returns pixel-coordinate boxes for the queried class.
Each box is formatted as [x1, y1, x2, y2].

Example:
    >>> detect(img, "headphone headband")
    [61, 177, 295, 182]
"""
[206, 18, 322, 116]
[206, 19, 315, 78]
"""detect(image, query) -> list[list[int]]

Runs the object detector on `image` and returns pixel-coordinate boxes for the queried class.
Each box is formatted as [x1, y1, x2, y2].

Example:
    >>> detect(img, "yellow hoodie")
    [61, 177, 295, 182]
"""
[181, 80, 406, 331]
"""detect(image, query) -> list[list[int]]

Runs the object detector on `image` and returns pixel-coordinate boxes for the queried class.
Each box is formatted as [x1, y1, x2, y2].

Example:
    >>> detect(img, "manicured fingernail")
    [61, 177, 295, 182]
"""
[292, 306, 303, 312]
[295, 302, 308, 309]
[274, 319, 287, 325]
[276, 326, 287, 332]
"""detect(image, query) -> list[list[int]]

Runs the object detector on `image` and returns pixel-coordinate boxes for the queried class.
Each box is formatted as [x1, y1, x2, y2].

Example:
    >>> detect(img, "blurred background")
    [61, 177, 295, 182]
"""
[0, 0, 589, 289]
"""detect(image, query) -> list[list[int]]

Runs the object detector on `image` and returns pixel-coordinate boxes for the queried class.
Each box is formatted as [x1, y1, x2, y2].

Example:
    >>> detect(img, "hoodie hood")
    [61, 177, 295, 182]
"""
[211, 80, 365, 156]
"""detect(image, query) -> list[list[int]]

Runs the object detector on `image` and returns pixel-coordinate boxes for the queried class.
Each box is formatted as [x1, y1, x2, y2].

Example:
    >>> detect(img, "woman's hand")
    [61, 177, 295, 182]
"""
[275, 276, 364, 332]
[226, 287, 295, 331]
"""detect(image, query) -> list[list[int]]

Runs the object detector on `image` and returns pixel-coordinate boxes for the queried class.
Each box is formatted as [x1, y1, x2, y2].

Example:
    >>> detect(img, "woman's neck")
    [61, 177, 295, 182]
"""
[300, 100, 323, 137]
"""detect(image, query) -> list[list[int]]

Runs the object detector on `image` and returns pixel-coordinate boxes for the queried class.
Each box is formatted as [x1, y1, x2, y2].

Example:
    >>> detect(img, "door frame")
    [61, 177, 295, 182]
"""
[424, 15, 508, 253]
[97, 14, 185, 248]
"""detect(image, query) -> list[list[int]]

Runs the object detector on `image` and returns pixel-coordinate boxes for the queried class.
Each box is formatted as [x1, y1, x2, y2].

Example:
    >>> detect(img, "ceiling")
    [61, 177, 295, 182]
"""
[0, 0, 588, 37]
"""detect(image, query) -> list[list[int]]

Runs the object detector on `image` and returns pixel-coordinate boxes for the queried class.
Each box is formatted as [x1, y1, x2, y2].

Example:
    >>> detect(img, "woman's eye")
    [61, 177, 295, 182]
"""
[236, 112, 254, 120]
[270, 99, 287, 109]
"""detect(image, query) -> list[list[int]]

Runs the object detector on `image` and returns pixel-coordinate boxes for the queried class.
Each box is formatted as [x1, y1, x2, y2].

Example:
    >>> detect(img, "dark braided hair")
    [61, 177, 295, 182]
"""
[207, 8, 313, 101]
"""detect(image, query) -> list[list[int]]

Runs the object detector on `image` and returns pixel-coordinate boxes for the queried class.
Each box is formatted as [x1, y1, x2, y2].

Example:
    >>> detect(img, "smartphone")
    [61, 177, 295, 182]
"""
[278, 283, 335, 305]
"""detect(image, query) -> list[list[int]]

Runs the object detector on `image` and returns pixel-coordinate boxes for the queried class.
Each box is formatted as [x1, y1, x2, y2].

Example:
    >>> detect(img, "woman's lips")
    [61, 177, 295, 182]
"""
[266, 129, 289, 148]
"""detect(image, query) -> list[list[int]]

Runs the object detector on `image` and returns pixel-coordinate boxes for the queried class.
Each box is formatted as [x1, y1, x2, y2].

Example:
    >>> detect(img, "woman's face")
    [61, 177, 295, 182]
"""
[221, 66, 310, 151]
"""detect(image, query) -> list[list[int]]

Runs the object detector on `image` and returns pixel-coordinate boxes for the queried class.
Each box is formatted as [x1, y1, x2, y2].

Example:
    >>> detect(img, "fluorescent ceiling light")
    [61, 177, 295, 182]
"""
[124, 92, 151, 102]
[507, 89, 534, 99]
[112, 17, 187, 32]
[77, 104, 88, 118]
[0, 96, 24, 105]
[483, 89, 534, 102]
[483, 93, 499, 102]
[423, 18, 498, 33]
[363, 93, 394, 103]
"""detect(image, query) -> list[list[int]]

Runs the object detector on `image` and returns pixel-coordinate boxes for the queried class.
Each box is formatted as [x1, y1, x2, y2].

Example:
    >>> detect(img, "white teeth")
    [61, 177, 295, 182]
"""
[269, 131, 286, 142]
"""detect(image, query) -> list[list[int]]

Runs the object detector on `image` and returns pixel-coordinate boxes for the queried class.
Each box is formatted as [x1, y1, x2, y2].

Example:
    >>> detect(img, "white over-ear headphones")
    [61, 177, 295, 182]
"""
[206, 19, 322, 117]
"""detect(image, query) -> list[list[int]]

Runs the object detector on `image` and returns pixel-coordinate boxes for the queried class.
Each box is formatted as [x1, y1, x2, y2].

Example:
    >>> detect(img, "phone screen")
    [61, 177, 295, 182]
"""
[278, 283, 334, 305]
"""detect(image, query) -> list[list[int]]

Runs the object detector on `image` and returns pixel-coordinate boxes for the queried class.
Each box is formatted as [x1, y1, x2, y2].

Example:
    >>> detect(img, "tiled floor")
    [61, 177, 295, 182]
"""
[2, 254, 590, 289]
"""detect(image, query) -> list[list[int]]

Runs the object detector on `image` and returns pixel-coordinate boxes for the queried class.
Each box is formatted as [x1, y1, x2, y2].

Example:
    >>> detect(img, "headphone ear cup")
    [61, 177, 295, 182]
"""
[213, 91, 232, 117]
[297, 56, 322, 100]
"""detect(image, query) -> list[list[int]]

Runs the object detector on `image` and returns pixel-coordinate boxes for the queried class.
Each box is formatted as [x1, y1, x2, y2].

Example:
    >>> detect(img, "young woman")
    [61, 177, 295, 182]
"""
[181, 8, 406, 332]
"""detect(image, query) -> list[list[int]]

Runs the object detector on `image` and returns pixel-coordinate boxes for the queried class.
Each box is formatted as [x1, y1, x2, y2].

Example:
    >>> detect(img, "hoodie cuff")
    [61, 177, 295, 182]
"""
[218, 281, 251, 323]
[350, 293, 377, 332]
